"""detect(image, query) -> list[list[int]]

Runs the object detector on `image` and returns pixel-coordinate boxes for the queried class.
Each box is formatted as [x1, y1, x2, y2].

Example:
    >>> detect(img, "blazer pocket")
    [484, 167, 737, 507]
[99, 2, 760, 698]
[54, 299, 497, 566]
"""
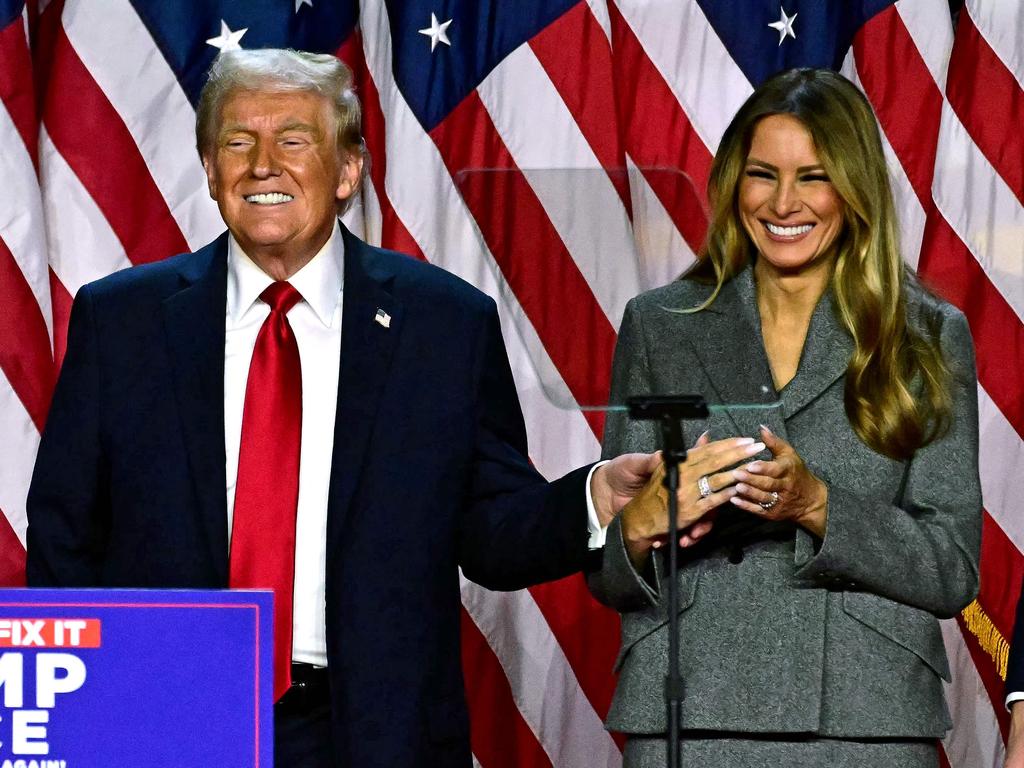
[842, 591, 951, 681]
[613, 563, 701, 673]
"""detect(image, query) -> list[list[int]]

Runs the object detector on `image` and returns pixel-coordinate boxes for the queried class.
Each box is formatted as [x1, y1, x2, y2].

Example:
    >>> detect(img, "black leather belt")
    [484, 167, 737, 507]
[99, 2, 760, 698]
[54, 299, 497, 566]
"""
[276, 662, 330, 717]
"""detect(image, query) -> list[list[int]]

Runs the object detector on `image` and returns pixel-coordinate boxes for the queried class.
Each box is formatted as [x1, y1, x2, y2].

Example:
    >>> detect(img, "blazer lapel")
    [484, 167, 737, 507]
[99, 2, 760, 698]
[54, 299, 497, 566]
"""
[327, 227, 404, 535]
[779, 288, 853, 420]
[680, 269, 782, 440]
[162, 235, 230, 582]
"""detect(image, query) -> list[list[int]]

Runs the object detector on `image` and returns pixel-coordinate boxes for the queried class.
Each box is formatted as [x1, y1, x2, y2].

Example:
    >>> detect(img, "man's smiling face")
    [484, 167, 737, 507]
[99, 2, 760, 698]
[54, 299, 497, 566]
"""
[204, 88, 361, 274]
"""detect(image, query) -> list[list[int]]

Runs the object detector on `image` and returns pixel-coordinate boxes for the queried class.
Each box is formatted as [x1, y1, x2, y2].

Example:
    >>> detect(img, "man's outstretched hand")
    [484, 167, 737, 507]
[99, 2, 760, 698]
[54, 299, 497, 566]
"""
[591, 452, 663, 528]
[592, 434, 725, 556]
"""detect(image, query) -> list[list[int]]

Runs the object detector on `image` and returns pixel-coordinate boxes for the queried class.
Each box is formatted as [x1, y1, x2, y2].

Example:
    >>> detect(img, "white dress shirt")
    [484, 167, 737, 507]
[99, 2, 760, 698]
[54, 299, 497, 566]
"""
[225, 222, 344, 668]
[587, 461, 611, 549]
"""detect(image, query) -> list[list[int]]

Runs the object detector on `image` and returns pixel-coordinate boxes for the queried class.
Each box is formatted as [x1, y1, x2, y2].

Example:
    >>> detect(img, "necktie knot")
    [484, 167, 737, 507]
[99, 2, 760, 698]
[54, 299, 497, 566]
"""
[261, 281, 303, 314]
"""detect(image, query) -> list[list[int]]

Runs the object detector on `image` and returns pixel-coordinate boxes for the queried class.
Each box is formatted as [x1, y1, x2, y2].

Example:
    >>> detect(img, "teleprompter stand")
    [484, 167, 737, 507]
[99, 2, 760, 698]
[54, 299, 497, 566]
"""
[626, 395, 709, 768]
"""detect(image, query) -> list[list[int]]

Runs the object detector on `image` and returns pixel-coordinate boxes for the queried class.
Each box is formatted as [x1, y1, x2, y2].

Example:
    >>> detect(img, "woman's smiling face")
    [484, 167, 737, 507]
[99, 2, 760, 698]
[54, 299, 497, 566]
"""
[738, 113, 845, 274]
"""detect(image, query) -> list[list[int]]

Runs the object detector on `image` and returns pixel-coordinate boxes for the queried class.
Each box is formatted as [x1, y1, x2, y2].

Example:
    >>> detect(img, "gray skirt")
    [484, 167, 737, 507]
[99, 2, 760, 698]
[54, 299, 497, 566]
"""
[623, 733, 938, 768]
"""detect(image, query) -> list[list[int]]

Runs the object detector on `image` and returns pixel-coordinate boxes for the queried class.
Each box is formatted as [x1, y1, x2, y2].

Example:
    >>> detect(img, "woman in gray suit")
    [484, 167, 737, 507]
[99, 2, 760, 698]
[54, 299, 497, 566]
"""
[589, 68, 981, 767]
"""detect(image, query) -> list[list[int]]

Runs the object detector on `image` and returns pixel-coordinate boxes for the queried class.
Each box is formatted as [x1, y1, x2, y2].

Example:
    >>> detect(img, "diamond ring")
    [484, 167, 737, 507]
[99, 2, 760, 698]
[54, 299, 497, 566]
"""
[698, 475, 712, 499]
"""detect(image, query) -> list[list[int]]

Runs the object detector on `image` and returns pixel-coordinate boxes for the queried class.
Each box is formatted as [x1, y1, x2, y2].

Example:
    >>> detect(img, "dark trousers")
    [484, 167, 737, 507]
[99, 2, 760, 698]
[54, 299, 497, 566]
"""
[274, 663, 336, 767]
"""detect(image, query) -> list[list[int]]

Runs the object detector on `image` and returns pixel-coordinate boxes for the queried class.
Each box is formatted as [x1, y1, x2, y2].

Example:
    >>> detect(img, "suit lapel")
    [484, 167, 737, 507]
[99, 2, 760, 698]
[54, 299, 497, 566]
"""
[680, 269, 781, 439]
[162, 235, 230, 582]
[327, 227, 404, 535]
[779, 288, 853, 420]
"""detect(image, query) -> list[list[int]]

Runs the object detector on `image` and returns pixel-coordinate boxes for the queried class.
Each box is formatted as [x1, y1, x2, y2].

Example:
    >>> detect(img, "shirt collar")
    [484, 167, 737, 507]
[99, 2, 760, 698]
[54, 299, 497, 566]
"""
[226, 221, 345, 327]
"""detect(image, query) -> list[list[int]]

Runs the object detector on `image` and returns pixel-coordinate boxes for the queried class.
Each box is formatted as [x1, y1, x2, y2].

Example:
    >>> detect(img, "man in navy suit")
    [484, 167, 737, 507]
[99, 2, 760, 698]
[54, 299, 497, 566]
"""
[1007, 582, 1024, 767]
[25, 49, 665, 767]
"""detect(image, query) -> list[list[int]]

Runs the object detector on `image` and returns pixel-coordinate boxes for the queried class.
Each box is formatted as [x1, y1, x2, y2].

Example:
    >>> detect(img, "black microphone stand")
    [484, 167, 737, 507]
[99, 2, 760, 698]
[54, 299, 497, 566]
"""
[626, 395, 709, 768]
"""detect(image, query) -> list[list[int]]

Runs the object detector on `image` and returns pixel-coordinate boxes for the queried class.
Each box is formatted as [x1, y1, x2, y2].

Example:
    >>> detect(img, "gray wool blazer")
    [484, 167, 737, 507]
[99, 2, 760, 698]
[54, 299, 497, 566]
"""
[589, 265, 981, 739]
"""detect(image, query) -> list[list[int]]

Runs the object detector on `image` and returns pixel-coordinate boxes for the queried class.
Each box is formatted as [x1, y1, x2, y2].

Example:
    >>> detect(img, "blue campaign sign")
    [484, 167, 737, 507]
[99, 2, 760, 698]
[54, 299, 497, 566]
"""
[0, 589, 273, 768]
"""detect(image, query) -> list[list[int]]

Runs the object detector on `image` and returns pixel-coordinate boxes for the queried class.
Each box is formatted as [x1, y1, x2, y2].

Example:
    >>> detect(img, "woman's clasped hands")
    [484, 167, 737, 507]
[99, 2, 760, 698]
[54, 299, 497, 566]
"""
[729, 426, 829, 537]
[619, 432, 760, 567]
[620, 426, 829, 568]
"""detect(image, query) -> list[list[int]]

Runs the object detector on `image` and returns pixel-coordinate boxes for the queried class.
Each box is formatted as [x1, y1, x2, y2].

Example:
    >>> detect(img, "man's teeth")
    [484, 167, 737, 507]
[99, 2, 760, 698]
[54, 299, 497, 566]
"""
[245, 193, 294, 205]
[765, 222, 813, 237]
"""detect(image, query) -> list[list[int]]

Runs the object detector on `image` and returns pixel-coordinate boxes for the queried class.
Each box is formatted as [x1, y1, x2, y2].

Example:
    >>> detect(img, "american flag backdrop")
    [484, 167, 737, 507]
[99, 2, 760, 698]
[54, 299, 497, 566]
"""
[1, 0, 1022, 766]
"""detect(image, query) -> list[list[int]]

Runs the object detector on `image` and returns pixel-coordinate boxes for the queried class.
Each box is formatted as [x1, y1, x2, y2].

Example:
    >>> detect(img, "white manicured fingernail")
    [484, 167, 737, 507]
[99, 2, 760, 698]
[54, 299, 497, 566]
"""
[746, 442, 765, 454]
[736, 437, 755, 445]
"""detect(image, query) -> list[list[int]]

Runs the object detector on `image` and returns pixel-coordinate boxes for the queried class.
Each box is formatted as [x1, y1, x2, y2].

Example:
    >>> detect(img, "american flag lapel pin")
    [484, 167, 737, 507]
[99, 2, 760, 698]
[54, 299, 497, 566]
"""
[374, 308, 391, 329]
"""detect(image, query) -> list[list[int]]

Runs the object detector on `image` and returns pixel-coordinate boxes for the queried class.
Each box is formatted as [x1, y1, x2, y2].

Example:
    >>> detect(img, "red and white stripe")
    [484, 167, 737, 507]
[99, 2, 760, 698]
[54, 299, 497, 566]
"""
[60, 0, 223, 252]
[358, 5, 621, 762]
[4, 0, 1021, 765]
[942, 618, 1006, 768]
[1, 2, 49, 582]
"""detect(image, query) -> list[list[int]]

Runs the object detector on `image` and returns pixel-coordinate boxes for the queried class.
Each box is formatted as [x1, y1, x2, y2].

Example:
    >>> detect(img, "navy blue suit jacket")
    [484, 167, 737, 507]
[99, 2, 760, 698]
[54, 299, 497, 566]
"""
[1009, 581, 1024, 698]
[26, 225, 593, 767]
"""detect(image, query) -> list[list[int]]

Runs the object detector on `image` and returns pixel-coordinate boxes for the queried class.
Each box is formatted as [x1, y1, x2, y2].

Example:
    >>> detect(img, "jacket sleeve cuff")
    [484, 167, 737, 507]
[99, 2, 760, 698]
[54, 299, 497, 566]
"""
[793, 484, 860, 591]
[586, 516, 660, 612]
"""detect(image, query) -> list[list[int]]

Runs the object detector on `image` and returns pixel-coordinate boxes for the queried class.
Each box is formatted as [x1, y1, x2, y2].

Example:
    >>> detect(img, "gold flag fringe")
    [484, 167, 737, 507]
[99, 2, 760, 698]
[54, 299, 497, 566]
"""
[961, 599, 1009, 681]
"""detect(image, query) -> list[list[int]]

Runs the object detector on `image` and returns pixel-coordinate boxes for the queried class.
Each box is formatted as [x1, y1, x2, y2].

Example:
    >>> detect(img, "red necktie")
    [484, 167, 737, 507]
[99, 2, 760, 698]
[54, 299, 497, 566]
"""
[229, 281, 303, 702]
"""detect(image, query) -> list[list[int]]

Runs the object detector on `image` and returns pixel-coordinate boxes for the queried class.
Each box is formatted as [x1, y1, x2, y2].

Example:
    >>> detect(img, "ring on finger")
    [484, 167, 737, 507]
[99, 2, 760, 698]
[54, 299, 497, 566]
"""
[697, 475, 712, 499]
[759, 491, 779, 510]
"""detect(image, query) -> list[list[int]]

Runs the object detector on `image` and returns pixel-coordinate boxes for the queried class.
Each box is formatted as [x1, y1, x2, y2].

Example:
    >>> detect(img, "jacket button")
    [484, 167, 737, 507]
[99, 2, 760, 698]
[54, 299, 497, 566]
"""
[728, 547, 744, 564]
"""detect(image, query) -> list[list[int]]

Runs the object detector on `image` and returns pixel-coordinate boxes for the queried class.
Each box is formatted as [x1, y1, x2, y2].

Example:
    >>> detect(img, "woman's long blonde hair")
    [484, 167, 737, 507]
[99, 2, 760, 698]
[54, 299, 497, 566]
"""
[698, 68, 950, 460]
